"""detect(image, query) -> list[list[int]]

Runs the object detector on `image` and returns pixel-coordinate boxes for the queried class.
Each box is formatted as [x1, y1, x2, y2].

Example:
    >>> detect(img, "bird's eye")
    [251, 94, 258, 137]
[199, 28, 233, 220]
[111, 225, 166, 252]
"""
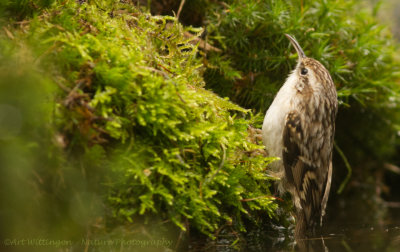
[300, 68, 308, 75]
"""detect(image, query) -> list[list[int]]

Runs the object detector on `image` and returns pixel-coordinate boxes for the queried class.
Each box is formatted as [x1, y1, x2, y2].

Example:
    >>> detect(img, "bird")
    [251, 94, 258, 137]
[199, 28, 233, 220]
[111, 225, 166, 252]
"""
[262, 34, 338, 238]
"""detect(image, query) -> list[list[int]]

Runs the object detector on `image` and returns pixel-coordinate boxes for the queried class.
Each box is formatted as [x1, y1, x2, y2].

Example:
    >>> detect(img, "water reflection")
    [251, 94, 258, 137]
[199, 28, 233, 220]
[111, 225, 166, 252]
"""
[186, 221, 400, 251]
[321, 224, 400, 252]
[258, 224, 400, 251]
[295, 236, 328, 252]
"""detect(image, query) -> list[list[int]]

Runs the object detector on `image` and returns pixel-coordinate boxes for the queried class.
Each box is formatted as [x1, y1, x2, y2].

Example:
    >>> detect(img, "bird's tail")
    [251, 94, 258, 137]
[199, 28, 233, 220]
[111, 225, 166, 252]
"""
[294, 210, 329, 252]
[294, 210, 307, 239]
[294, 209, 319, 239]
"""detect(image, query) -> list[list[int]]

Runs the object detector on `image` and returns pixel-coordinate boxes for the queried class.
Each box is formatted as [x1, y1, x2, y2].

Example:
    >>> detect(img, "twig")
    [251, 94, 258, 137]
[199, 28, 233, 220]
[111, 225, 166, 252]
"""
[184, 31, 222, 52]
[63, 80, 86, 106]
[335, 142, 352, 194]
[176, 0, 186, 20]
[174, 218, 187, 251]
[384, 163, 400, 175]
[240, 195, 284, 202]
[3, 27, 14, 40]
[54, 77, 72, 92]
[385, 201, 400, 208]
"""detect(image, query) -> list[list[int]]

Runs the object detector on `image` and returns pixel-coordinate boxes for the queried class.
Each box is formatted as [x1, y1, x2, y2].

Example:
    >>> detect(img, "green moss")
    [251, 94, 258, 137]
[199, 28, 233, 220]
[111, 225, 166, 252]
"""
[0, 0, 278, 242]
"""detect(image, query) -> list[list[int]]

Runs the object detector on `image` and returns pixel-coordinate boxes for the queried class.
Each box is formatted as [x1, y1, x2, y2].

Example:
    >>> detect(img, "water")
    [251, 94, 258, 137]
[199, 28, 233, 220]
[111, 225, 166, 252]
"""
[187, 223, 400, 251]
[321, 224, 400, 252]
[186, 200, 400, 252]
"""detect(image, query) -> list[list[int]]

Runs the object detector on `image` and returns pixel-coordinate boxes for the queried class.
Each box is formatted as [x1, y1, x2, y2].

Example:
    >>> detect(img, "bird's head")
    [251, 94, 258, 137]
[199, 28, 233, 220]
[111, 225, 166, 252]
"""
[285, 34, 334, 93]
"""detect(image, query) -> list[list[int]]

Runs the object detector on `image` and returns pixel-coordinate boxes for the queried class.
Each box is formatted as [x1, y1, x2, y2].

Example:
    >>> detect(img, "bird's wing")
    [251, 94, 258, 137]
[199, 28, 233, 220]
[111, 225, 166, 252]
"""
[320, 161, 332, 225]
[282, 111, 324, 227]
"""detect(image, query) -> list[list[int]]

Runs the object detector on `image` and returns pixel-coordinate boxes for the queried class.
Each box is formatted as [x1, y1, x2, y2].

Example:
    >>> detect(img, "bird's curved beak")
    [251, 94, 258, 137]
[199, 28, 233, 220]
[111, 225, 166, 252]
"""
[285, 34, 306, 60]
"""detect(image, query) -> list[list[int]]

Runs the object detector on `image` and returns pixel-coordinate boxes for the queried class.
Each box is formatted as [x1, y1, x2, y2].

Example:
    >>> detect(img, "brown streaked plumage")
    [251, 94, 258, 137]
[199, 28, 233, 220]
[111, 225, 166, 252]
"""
[262, 34, 337, 238]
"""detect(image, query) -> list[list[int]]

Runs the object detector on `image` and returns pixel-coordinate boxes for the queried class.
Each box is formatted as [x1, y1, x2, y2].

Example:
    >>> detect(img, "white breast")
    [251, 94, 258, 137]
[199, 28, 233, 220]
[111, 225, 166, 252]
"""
[262, 72, 298, 174]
